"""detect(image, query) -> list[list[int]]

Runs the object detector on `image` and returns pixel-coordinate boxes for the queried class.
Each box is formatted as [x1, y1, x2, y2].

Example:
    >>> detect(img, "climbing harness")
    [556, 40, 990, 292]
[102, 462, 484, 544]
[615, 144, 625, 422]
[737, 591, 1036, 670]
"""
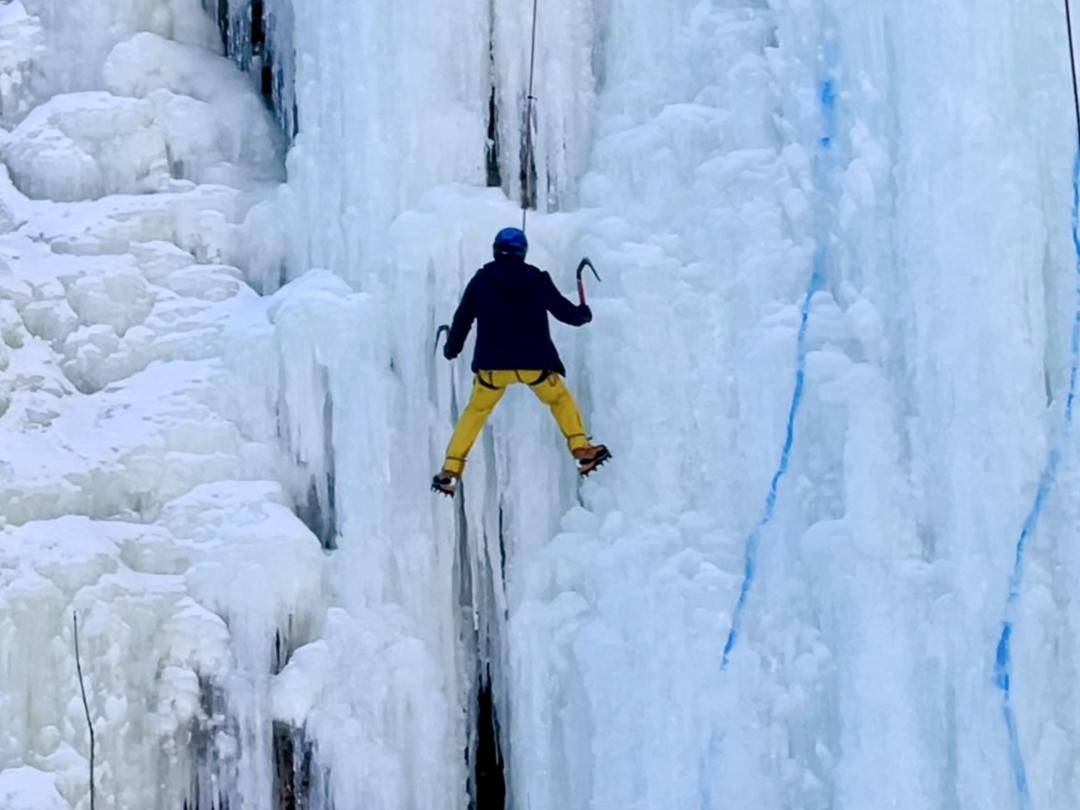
[474, 370, 551, 391]
[515, 370, 551, 386]
[521, 0, 540, 231]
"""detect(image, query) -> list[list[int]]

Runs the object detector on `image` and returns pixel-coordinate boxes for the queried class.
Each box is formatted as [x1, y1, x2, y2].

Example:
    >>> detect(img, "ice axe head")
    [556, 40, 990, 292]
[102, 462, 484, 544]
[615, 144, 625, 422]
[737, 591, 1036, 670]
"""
[576, 258, 602, 284]
[576, 258, 601, 305]
[434, 324, 450, 357]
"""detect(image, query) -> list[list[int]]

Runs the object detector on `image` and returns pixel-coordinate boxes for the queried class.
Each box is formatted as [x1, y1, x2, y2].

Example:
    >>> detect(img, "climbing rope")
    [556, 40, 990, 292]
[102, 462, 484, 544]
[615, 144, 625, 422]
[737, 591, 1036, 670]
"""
[1067, 0, 1080, 423]
[720, 70, 837, 670]
[1068, 0, 1080, 144]
[521, 0, 540, 231]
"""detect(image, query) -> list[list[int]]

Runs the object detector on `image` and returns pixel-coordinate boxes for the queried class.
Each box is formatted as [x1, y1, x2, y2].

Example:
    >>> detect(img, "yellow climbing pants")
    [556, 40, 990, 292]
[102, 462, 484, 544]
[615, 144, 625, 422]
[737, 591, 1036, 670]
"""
[442, 370, 590, 475]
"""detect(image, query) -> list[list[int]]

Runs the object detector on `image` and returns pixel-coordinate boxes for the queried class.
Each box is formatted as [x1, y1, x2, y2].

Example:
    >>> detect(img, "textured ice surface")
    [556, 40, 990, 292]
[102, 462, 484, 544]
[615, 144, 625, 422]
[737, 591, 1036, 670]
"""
[4, 30, 282, 203]
[0, 2, 319, 807]
[0, 2, 43, 126]
[0, 767, 67, 810]
[5, 0, 1080, 808]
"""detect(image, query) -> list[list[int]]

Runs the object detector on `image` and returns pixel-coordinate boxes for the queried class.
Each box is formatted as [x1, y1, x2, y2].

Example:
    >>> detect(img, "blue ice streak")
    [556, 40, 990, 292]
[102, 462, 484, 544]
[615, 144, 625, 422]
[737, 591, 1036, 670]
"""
[995, 151, 1080, 808]
[819, 78, 836, 149]
[722, 78, 836, 669]
[1068, 149, 1080, 428]
[721, 263, 823, 669]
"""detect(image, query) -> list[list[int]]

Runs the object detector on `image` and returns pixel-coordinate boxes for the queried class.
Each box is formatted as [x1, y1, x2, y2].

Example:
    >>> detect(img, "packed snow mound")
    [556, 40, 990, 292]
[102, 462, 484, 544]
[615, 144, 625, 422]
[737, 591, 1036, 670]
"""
[0, 1, 321, 804]
[104, 32, 284, 177]
[0, 505, 322, 808]
[7, 0, 1080, 807]
[0, 178, 275, 393]
[3, 92, 169, 201]
[269, 607, 456, 810]
[0, 767, 67, 810]
[106, 31, 248, 108]
[19, 0, 222, 96]
[0, 189, 285, 521]
[3, 82, 280, 201]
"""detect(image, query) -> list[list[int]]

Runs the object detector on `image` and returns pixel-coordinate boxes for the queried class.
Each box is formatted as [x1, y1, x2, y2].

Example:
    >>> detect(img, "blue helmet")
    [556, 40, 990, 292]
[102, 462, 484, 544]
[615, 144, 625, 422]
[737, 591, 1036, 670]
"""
[493, 227, 528, 258]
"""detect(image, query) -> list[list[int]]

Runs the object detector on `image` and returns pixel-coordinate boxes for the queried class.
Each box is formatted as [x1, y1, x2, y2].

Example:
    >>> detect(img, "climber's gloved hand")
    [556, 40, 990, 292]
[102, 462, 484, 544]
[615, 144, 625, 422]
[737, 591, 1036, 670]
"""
[580, 305, 593, 324]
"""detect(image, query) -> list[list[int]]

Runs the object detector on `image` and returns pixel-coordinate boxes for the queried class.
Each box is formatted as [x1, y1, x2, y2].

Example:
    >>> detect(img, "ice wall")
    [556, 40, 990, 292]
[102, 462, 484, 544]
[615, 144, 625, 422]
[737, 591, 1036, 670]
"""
[267, 0, 1080, 807]
[501, 2, 1080, 809]
[0, 2, 326, 808]
[5, 0, 1080, 808]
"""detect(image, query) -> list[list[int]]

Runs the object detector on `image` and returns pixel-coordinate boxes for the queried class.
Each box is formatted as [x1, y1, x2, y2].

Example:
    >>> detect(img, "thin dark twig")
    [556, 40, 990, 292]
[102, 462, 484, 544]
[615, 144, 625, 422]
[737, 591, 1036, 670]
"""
[73, 612, 95, 810]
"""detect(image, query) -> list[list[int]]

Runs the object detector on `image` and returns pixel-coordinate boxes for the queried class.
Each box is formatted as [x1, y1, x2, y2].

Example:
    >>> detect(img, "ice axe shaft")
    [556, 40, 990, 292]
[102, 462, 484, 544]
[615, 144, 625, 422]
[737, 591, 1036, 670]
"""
[576, 258, 601, 306]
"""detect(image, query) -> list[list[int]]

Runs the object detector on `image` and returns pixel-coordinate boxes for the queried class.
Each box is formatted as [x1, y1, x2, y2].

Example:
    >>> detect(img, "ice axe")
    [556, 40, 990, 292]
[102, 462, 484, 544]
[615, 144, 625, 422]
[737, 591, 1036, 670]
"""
[576, 258, 601, 306]
[434, 324, 450, 357]
[433, 324, 461, 423]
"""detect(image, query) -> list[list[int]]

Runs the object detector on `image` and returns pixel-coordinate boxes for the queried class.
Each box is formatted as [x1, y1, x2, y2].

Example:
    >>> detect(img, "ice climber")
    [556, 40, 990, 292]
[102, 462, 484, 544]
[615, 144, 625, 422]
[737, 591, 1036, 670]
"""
[432, 227, 611, 496]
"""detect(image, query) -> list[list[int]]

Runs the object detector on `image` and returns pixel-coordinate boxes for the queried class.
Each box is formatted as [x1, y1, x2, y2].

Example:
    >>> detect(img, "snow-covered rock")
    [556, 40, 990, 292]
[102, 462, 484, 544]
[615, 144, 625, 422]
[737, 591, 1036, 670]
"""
[0, 3, 304, 807]
[4, 92, 168, 201]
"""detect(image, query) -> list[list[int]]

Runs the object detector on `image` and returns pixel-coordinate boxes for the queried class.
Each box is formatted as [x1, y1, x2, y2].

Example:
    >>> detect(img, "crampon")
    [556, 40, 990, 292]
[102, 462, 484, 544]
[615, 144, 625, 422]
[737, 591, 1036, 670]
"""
[431, 471, 459, 497]
[574, 445, 612, 477]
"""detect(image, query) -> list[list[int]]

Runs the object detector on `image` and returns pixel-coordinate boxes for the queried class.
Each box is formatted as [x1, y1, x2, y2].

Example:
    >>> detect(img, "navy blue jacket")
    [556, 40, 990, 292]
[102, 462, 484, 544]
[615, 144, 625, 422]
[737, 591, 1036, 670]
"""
[444, 256, 592, 374]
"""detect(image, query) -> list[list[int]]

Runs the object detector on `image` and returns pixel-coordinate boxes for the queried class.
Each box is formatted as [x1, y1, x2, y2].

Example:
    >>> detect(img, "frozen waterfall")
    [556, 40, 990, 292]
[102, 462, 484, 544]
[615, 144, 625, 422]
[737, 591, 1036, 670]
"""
[2, 0, 1080, 808]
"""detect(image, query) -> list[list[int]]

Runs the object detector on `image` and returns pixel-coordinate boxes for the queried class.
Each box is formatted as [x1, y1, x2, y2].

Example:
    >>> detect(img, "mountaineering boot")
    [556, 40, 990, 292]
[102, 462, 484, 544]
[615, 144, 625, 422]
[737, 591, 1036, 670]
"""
[573, 444, 611, 477]
[431, 470, 459, 497]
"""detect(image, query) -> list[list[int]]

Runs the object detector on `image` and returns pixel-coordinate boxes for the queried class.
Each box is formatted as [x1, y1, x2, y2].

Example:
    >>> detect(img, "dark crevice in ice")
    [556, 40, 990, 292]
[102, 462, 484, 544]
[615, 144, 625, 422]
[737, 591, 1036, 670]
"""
[297, 471, 337, 551]
[487, 83, 502, 188]
[318, 379, 338, 550]
[459, 474, 510, 808]
[485, 0, 501, 188]
[519, 102, 538, 211]
[298, 373, 338, 550]
[208, 0, 229, 51]
[497, 503, 508, 606]
[470, 671, 507, 809]
[182, 676, 240, 810]
[251, 0, 266, 51]
[271, 617, 330, 809]
[281, 365, 337, 551]
[206, 0, 299, 140]
[272, 722, 310, 810]
[273, 722, 334, 810]
[273, 613, 312, 675]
